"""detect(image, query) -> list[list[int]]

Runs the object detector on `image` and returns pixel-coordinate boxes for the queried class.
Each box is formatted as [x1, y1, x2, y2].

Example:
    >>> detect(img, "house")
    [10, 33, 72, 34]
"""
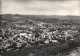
[28, 34, 33, 40]
[19, 33, 27, 38]
[0, 37, 3, 42]
[45, 39, 49, 44]
[0, 37, 2, 40]
[51, 40, 58, 43]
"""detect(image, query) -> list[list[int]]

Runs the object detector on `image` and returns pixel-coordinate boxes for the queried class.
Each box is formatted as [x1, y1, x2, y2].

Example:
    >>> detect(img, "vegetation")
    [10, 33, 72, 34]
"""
[1, 38, 80, 56]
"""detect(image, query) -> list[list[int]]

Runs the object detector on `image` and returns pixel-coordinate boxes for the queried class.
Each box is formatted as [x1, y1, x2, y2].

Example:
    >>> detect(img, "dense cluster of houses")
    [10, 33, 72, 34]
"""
[0, 22, 79, 54]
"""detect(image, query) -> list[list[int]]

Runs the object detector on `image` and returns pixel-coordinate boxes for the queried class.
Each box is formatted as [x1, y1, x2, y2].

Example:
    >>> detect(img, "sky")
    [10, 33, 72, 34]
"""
[1, 0, 80, 16]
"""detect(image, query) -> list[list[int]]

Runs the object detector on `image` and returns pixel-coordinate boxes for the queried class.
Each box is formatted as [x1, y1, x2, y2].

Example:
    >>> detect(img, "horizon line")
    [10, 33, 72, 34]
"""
[0, 13, 80, 16]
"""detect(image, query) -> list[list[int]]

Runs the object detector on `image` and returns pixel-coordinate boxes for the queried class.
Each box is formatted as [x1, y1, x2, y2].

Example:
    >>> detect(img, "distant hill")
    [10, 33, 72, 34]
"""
[1, 14, 80, 20]
[1, 14, 80, 28]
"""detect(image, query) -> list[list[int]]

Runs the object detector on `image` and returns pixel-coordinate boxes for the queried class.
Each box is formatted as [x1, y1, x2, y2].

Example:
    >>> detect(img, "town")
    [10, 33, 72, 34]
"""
[0, 15, 80, 56]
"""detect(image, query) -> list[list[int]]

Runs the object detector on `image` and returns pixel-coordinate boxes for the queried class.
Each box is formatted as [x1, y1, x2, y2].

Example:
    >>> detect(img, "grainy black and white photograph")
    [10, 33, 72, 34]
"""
[0, 0, 80, 56]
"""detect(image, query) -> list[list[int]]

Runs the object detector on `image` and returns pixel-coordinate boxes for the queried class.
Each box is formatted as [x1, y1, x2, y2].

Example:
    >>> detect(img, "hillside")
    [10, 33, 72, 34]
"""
[1, 14, 80, 26]
[0, 14, 80, 56]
